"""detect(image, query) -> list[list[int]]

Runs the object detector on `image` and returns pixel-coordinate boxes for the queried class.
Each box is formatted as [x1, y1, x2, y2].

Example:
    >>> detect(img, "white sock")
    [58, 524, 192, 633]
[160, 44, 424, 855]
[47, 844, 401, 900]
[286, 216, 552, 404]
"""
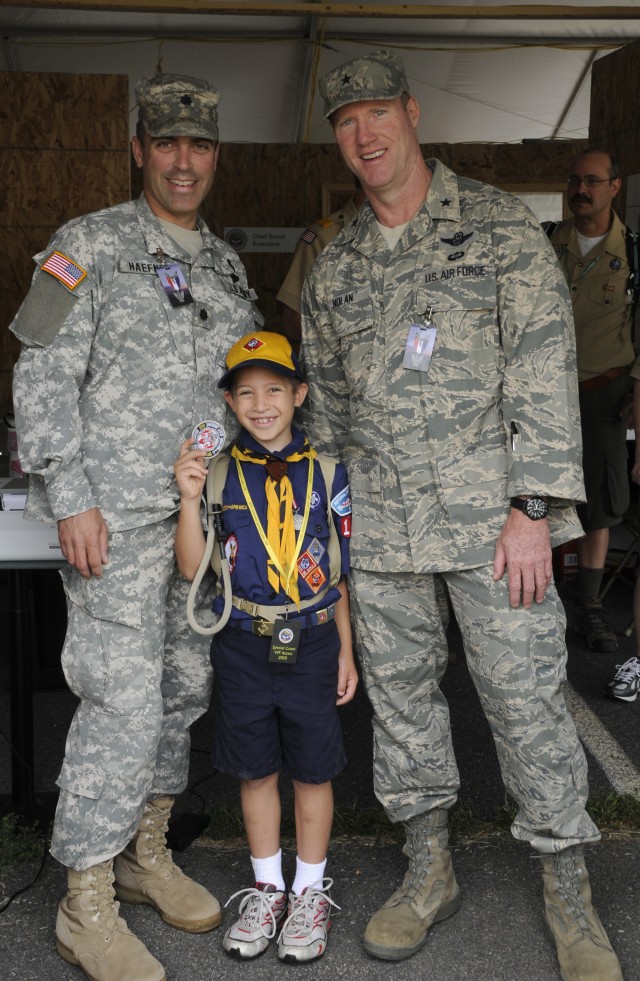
[292, 856, 326, 896]
[250, 849, 285, 891]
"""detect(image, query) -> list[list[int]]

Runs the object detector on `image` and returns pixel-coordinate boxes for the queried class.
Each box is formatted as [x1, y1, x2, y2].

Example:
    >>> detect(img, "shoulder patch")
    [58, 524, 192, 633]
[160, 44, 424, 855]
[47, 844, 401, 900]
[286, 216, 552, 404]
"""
[41, 251, 87, 291]
[300, 228, 318, 245]
[331, 485, 352, 517]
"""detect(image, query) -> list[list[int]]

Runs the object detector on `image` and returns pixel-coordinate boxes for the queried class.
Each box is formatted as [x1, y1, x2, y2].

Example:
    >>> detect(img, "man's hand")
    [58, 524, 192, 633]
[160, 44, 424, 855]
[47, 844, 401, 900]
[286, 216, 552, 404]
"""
[58, 508, 109, 579]
[493, 508, 552, 608]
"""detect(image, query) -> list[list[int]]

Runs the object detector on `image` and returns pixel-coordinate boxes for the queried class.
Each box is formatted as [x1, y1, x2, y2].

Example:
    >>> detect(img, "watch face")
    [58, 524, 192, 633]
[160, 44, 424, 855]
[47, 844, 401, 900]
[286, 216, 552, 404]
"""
[525, 498, 549, 520]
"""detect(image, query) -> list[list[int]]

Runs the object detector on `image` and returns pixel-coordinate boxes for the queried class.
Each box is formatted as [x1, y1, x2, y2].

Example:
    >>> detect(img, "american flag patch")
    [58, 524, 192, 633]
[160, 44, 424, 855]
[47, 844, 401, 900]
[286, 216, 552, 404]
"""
[41, 251, 87, 290]
[301, 228, 317, 244]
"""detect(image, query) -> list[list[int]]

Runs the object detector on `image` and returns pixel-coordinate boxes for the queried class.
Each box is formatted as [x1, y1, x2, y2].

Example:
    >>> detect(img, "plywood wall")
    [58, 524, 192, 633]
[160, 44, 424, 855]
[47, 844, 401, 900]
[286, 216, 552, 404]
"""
[590, 39, 640, 217]
[0, 72, 130, 413]
[194, 139, 585, 328]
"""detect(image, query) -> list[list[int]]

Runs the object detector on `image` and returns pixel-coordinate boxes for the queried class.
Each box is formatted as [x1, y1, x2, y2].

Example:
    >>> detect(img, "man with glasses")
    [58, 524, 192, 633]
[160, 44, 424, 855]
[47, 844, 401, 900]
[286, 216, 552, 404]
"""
[550, 149, 640, 654]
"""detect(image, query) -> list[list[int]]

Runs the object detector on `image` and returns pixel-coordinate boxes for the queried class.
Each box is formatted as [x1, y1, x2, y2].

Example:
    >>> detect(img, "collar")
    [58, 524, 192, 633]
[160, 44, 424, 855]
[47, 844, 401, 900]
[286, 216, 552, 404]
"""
[237, 426, 306, 460]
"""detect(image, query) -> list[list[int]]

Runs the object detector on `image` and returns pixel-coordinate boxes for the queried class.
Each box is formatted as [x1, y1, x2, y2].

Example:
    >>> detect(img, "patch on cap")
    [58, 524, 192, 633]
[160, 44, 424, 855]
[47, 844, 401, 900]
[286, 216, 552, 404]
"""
[218, 331, 304, 389]
[136, 73, 219, 141]
[319, 49, 409, 119]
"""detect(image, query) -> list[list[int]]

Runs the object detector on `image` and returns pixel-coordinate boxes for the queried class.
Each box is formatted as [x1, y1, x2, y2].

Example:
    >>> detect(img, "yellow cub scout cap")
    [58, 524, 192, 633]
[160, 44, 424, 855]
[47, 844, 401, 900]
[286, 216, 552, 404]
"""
[218, 331, 304, 389]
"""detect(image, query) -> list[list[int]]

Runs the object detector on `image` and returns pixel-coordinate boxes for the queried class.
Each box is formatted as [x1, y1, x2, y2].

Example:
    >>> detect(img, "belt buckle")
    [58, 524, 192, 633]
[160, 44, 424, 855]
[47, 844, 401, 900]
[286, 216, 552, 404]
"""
[252, 618, 273, 637]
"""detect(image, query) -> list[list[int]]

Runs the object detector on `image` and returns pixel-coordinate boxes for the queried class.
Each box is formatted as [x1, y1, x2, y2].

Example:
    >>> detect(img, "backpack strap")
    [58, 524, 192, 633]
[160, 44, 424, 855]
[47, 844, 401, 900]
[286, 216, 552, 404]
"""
[185, 453, 232, 636]
[625, 226, 639, 301]
[206, 453, 230, 579]
[315, 452, 341, 589]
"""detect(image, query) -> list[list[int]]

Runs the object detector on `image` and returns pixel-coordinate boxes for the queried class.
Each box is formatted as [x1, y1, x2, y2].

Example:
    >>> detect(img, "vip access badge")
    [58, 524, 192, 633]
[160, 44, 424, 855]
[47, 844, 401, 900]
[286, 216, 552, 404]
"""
[269, 618, 302, 664]
[402, 309, 437, 373]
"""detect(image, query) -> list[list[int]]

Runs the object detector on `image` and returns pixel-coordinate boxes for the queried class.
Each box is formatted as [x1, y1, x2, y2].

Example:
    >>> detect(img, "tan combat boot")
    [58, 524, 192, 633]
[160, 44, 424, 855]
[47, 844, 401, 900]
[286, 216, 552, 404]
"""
[114, 796, 220, 933]
[56, 860, 166, 981]
[541, 845, 623, 980]
[363, 808, 461, 961]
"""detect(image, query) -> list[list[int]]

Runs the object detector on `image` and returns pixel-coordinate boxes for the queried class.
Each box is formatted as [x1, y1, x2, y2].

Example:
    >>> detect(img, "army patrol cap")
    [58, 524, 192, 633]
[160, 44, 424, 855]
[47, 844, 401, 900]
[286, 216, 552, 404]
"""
[320, 49, 410, 119]
[218, 331, 304, 389]
[136, 73, 220, 141]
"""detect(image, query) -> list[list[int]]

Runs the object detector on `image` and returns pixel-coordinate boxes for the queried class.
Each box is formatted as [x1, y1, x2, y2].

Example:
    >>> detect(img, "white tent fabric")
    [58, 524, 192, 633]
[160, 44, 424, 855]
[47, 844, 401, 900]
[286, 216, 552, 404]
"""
[1, 1, 639, 145]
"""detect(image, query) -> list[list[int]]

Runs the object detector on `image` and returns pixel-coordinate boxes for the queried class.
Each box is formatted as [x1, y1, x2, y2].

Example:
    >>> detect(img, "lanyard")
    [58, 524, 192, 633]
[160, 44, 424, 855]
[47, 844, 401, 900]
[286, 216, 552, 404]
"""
[235, 455, 315, 603]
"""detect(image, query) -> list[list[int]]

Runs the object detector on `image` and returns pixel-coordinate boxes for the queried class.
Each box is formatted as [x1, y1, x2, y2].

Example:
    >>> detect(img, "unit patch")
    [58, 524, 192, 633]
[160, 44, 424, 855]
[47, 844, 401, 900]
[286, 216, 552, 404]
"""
[331, 486, 352, 517]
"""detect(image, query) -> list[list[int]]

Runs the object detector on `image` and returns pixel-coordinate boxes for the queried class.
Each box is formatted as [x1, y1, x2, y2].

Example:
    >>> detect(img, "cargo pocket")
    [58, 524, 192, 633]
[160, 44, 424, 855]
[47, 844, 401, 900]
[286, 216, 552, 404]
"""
[56, 759, 105, 800]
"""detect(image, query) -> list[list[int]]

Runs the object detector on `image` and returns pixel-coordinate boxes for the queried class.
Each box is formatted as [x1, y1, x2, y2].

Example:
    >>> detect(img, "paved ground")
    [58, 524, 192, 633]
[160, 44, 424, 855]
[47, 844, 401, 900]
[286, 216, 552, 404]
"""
[1, 570, 639, 980]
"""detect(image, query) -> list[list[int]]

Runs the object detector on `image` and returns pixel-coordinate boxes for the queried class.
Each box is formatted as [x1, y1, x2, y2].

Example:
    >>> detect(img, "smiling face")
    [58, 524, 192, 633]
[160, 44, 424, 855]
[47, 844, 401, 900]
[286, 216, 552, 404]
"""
[224, 366, 308, 453]
[332, 96, 422, 197]
[131, 132, 219, 229]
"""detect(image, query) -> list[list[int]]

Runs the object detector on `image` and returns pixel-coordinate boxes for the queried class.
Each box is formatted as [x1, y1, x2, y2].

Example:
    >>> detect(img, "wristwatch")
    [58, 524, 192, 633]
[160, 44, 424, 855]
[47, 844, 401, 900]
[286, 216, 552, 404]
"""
[509, 496, 549, 521]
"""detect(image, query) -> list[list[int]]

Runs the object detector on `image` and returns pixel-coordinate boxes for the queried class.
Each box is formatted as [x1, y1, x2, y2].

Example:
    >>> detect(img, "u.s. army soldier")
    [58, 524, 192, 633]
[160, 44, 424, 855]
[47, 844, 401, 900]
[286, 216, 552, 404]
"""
[10, 73, 261, 981]
[301, 49, 621, 980]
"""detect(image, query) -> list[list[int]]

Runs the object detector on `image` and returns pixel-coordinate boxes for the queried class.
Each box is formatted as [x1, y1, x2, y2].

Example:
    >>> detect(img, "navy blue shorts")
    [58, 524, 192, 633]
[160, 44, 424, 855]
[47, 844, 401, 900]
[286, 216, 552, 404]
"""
[210, 620, 347, 784]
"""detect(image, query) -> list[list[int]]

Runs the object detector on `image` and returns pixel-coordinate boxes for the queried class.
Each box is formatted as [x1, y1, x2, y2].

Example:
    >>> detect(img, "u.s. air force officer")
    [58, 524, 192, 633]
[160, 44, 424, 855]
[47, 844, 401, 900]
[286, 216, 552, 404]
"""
[301, 49, 621, 980]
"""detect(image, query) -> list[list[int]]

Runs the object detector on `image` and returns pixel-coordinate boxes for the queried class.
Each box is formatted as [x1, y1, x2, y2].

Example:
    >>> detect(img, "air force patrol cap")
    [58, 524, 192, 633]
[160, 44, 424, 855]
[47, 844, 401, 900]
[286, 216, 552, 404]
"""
[136, 73, 220, 141]
[218, 331, 304, 389]
[319, 49, 410, 119]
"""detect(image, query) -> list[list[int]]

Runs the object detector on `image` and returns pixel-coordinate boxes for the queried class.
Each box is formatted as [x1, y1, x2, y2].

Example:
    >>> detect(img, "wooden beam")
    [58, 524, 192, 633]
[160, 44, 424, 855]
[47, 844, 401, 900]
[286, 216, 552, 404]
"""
[1, 2, 640, 22]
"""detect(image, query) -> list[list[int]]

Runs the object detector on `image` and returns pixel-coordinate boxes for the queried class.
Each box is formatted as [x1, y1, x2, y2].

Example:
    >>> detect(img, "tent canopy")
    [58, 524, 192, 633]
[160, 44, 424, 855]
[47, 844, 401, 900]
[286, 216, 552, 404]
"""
[1, 1, 639, 145]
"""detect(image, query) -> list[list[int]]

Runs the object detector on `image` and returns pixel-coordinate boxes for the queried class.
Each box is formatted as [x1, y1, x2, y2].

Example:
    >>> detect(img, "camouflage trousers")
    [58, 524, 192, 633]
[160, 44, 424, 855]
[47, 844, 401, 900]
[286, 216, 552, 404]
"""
[51, 517, 215, 870]
[350, 564, 600, 854]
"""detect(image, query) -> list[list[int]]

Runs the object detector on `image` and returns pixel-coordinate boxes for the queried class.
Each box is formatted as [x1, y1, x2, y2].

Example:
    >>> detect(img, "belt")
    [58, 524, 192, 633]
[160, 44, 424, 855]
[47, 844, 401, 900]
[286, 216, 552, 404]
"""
[579, 366, 628, 392]
[238, 603, 337, 637]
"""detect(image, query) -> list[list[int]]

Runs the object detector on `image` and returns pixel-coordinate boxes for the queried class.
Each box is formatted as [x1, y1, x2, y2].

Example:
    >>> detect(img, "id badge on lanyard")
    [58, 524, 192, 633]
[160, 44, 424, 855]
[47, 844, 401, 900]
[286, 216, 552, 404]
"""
[156, 263, 194, 307]
[402, 308, 437, 373]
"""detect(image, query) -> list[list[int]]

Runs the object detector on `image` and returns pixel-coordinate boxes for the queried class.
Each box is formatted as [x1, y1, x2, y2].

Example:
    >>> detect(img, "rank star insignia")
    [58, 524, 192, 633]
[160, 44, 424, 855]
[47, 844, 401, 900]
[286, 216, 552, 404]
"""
[341, 73, 351, 86]
[440, 198, 451, 207]
[441, 231, 473, 247]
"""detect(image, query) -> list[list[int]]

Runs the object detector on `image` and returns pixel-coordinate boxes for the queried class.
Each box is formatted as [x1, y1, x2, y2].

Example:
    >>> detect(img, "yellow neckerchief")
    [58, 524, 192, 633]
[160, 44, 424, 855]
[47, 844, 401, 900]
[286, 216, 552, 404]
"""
[231, 441, 317, 607]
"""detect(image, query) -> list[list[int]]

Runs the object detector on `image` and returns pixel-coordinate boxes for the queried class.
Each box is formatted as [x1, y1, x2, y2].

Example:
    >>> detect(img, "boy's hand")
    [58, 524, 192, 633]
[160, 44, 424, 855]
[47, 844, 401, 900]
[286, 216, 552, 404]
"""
[174, 438, 209, 501]
[336, 649, 358, 706]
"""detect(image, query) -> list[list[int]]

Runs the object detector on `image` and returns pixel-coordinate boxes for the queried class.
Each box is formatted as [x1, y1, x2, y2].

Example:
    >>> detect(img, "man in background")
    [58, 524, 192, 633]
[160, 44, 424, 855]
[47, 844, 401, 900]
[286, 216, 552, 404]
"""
[550, 149, 640, 653]
[277, 178, 366, 347]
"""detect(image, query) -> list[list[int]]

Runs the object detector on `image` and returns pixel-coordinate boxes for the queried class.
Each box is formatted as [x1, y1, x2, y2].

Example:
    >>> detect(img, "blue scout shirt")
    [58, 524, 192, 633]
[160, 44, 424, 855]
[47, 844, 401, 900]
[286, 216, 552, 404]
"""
[213, 427, 351, 621]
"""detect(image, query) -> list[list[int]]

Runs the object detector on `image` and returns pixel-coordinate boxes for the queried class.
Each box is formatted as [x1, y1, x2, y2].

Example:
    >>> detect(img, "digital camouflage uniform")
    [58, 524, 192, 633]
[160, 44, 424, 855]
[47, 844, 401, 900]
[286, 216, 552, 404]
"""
[10, 193, 261, 869]
[551, 211, 640, 530]
[302, 158, 600, 852]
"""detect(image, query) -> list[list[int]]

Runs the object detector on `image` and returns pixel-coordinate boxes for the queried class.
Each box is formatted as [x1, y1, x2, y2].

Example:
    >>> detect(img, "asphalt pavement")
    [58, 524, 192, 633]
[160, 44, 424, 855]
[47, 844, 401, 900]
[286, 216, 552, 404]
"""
[1, 571, 639, 980]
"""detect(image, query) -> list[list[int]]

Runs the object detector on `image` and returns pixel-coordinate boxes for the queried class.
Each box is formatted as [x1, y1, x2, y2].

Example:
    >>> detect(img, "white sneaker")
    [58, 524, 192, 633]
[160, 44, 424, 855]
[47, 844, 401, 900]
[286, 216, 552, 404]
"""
[277, 878, 339, 963]
[603, 656, 640, 702]
[222, 883, 287, 959]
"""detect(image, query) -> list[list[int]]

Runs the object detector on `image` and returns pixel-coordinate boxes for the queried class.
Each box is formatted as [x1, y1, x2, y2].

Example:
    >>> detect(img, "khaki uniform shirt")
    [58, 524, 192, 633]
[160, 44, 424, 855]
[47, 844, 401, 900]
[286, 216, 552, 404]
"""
[277, 199, 360, 314]
[550, 211, 639, 382]
[302, 159, 584, 574]
[11, 194, 261, 529]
